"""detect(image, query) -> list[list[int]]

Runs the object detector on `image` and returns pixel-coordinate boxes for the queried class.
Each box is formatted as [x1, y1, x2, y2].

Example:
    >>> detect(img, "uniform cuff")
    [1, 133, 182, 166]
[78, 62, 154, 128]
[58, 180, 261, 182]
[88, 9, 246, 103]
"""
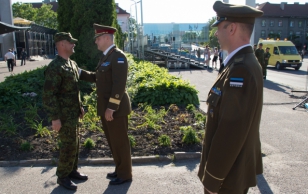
[202, 169, 224, 192]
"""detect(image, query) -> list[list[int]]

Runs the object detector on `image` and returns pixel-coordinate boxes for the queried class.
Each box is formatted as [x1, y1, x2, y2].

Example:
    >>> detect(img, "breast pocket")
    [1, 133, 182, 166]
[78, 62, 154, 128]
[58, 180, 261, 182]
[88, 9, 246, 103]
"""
[206, 92, 221, 107]
[97, 65, 112, 83]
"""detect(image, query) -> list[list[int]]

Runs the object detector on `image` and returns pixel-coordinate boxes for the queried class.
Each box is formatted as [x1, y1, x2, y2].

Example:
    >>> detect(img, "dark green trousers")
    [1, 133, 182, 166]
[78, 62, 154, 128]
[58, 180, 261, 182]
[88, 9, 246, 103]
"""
[204, 187, 249, 194]
[101, 116, 132, 180]
[56, 118, 79, 178]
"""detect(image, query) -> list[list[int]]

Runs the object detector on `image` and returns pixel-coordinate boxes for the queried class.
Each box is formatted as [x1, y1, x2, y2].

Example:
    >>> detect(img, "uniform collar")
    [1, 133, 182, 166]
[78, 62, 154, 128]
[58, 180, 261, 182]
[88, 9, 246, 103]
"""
[223, 44, 251, 65]
[104, 44, 115, 55]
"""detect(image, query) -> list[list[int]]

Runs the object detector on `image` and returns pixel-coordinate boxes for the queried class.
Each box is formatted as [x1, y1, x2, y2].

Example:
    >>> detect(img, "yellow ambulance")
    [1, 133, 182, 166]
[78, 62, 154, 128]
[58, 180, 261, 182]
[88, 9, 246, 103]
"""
[257, 39, 302, 70]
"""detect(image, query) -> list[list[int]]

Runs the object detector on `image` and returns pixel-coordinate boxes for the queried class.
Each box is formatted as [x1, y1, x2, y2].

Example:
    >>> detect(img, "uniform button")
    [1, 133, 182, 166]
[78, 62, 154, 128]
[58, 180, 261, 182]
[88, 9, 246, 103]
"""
[102, 70, 104, 72]
[212, 101, 214, 103]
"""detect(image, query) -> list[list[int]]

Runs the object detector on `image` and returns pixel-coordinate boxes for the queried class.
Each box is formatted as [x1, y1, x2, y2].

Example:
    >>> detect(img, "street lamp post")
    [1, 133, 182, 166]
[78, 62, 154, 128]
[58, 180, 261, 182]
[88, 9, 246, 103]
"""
[131, 0, 140, 58]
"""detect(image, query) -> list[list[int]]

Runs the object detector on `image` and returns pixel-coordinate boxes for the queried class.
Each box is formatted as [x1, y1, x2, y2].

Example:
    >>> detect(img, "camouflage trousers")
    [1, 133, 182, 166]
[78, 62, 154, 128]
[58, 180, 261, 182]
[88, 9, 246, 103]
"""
[56, 118, 80, 178]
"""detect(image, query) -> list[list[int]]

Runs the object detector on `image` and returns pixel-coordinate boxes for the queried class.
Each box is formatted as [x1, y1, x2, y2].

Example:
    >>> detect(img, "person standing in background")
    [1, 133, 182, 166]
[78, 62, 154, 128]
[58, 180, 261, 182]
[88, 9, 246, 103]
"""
[4, 49, 15, 72]
[263, 47, 271, 80]
[255, 43, 265, 79]
[21, 48, 27, 66]
[212, 47, 219, 69]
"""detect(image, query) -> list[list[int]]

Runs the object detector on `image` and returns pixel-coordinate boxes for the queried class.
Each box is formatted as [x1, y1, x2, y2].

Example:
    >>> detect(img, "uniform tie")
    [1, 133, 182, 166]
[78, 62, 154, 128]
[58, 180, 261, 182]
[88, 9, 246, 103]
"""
[218, 63, 224, 73]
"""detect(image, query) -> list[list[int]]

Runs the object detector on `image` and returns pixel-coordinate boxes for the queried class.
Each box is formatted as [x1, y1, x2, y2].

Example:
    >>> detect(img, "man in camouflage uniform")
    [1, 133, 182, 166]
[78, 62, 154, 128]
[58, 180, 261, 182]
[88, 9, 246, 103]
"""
[79, 24, 132, 185]
[42, 32, 88, 190]
[263, 47, 271, 80]
[255, 42, 265, 79]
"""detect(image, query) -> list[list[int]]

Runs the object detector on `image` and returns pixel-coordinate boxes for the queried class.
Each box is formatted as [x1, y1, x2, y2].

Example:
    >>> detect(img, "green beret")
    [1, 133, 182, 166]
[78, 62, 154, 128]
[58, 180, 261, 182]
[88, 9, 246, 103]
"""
[54, 32, 77, 43]
[93, 23, 117, 38]
[212, 1, 263, 27]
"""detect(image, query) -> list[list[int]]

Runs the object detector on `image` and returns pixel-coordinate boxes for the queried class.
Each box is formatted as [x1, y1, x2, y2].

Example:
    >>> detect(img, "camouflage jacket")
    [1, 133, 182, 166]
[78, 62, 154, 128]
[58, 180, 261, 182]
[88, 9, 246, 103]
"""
[42, 55, 82, 121]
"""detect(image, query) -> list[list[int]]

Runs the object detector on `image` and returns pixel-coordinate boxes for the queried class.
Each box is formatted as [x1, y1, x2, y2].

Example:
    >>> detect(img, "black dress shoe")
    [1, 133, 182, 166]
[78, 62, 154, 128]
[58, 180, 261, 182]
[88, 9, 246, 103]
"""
[106, 172, 117, 179]
[57, 177, 77, 190]
[109, 178, 132, 185]
[69, 170, 88, 180]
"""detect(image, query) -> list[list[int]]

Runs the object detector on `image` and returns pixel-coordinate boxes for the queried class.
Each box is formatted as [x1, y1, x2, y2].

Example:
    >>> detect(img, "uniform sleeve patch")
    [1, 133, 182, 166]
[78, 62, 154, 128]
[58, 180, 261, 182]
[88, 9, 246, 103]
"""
[117, 58, 125, 63]
[230, 77, 244, 87]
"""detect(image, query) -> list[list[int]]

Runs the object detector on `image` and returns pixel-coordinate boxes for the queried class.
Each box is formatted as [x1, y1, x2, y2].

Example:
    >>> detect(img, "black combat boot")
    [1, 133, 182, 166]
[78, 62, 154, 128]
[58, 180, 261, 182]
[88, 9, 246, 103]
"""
[57, 177, 77, 190]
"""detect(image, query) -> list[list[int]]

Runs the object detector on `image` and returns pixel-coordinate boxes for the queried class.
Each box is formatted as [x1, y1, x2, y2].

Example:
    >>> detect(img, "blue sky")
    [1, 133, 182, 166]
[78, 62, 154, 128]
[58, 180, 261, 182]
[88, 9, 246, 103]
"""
[11, 0, 308, 23]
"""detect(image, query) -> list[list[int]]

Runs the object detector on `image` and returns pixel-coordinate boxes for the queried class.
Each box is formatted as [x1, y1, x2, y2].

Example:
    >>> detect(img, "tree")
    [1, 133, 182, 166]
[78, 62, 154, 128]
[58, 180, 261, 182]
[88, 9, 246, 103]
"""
[64, 0, 121, 70]
[36, 4, 57, 29]
[207, 16, 219, 48]
[12, 2, 37, 22]
[12, 2, 57, 29]
[57, 0, 73, 32]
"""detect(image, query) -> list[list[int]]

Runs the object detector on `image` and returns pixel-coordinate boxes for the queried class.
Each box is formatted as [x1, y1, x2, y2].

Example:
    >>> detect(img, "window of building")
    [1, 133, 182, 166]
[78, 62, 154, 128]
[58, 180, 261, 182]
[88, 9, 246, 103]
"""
[270, 20, 274, 27]
[261, 30, 265, 37]
[278, 20, 283, 27]
[290, 21, 294, 27]
[299, 21, 303, 28]
[116, 8, 119, 13]
[261, 20, 266, 27]
[289, 31, 293, 36]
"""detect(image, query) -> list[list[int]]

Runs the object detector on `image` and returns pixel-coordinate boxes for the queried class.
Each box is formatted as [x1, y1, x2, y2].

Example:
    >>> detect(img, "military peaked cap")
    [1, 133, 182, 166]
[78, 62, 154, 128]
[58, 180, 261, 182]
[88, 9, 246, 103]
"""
[93, 23, 117, 38]
[54, 32, 77, 43]
[212, 1, 263, 27]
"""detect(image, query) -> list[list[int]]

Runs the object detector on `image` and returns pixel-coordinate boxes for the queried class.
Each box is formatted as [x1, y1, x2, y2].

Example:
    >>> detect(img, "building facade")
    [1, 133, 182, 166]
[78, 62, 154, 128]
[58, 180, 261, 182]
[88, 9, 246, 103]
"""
[255, 2, 308, 48]
[0, 0, 14, 60]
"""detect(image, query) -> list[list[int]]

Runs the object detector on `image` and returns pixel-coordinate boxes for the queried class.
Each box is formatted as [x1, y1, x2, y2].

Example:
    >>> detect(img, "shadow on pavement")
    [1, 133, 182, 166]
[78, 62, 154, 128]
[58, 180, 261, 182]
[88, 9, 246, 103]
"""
[103, 181, 132, 194]
[268, 66, 308, 76]
[257, 174, 274, 194]
[263, 79, 292, 95]
[173, 158, 200, 172]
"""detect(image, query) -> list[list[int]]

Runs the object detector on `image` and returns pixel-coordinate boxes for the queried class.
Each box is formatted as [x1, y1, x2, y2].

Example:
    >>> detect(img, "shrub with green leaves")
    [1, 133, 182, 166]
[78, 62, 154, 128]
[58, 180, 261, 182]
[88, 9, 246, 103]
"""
[127, 57, 199, 106]
[83, 138, 95, 149]
[20, 141, 33, 151]
[128, 135, 136, 148]
[0, 114, 18, 136]
[182, 126, 200, 144]
[186, 104, 196, 111]
[158, 134, 171, 147]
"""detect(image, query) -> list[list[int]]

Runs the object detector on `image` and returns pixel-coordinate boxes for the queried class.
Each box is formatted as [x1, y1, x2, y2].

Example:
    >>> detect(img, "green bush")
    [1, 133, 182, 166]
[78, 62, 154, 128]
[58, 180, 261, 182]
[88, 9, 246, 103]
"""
[182, 127, 200, 144]
[127, 56, 199, 106]
[83, 138, 96, 149]
[128, 135, 136, 148]
[20, 141, 33, 151]
[186, 104, 196, 111]
[158, 134, 171, 147]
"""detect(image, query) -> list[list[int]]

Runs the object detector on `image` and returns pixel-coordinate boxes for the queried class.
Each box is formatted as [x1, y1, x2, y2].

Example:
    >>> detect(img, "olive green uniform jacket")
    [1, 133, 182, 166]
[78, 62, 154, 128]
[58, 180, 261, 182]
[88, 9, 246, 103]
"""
[264, 52, 271, 66]
[79, 46, 131, 117]
[198, 46, 263, 192]
[255, 48, 265, 66]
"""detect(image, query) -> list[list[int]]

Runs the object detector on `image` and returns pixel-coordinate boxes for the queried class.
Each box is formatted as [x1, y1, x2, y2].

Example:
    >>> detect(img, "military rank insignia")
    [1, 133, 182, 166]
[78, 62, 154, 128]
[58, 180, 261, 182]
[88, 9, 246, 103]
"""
[211, 87, 221, 96]
[118, 58, 125, 64]
[101, 62, 110, 66]
[230, 77, 244, 87]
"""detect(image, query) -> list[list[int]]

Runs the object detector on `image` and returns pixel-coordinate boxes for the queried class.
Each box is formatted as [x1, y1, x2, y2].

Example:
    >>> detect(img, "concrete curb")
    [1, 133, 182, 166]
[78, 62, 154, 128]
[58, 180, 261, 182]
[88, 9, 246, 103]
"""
[0, 152, 201, 167]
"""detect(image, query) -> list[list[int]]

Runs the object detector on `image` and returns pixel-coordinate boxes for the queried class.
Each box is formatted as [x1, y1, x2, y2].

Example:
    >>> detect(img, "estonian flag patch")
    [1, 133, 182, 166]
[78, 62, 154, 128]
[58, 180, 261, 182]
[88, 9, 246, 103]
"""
[118, 58, 125, 63]
[230, 77, 244, 87]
